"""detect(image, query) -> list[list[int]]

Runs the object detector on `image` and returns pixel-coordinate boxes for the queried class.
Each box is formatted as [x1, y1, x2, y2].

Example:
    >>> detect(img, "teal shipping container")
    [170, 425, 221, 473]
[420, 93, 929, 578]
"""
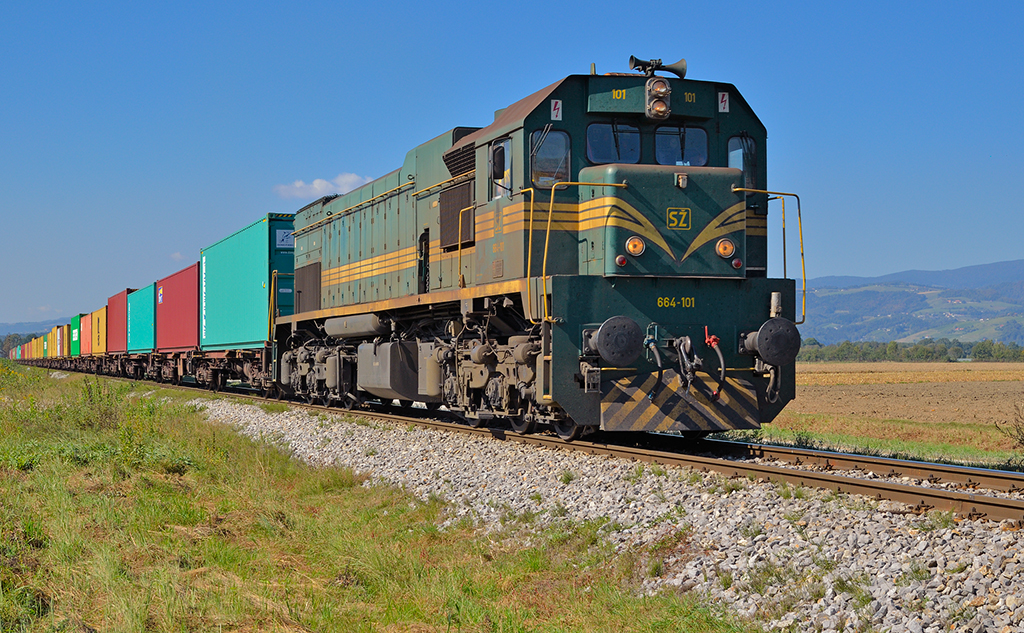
[127, 284, 156, 353]
[70, 314, 84, 357]
[200, 213, 294, 351]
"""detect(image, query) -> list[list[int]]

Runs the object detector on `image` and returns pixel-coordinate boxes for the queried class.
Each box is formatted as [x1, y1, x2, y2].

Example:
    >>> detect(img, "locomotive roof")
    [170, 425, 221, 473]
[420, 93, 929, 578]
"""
[445, 78, 565, 156]
[445, 72, 762, 161]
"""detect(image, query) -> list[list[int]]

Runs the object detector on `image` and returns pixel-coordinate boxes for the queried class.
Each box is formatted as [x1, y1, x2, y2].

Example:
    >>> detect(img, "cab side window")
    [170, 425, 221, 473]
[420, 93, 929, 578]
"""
[531, 130, 570, 188]
[728, 135, 757, 189]
[490, 138, 512, 200]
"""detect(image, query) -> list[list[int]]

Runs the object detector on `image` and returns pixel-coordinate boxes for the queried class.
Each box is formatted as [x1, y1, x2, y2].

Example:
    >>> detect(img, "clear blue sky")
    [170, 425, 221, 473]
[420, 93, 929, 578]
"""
[2, 0, 1022, 324]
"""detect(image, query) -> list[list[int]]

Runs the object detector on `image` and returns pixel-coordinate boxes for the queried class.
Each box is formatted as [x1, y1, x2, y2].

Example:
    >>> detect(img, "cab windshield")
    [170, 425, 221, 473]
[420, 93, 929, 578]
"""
[655, 126, 708, 166]
[586, 122, 640, 164]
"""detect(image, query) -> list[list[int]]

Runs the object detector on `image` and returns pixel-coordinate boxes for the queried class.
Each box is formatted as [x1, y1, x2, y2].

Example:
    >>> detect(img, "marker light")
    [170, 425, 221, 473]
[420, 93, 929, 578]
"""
[732, 258, 743, 269]
[615, 254, 628, 267]
[650, 99, 669, 117]
[625, 236, 646, 256]
[715, 238, 736, 259]
[650, 78, 670, 96]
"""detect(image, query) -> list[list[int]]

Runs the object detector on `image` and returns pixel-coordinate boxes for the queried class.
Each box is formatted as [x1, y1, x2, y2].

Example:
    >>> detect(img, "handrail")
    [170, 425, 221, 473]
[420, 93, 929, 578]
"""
[733, 187, 806, 325]
[268, 270, 296, 339]
[293, 181, 416, 237]
[268, 270, 277, 340]
[517, 188, 539, 323]
[540, 182, 627, 322]
[456, 205, 476, 288]
[413, 170, 475, 198]
[767, 196, 788, 279]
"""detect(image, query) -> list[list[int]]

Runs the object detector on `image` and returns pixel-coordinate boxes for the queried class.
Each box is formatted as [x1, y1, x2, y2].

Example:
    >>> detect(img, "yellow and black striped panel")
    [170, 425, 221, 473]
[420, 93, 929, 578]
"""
[600, 369, 761, 432]
[746, 209, 767, 237]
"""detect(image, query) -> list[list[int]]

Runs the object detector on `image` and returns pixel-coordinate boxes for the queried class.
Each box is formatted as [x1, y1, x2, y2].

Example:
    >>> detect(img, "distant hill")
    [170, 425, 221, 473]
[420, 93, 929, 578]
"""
[801, 260, 1024, 345]
[0, 318, 70, 338]
[809, 259, 1024, 290]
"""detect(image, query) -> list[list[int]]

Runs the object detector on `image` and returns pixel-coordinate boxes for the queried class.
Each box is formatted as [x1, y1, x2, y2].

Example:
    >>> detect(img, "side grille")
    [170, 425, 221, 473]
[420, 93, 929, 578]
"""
[295, 262, 321, 313]
[439, 181, 474, 250]
[442, 144, 475, 177]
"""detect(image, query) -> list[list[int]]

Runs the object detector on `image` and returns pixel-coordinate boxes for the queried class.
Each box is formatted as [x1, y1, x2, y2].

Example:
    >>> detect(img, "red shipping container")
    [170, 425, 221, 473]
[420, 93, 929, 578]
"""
[156, 263, 200, 352]
[106, 288, 135, 353]
[81, 312, 93, 355]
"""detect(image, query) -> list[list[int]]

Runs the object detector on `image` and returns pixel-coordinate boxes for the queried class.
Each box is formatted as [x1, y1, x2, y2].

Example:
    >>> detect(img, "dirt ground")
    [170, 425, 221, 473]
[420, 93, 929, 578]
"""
[791, 362, 1024, 427]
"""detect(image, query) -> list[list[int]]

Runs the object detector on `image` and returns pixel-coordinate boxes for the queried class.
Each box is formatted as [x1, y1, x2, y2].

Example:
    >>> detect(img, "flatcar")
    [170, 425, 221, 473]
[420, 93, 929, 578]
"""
[14, 56, 804, 442]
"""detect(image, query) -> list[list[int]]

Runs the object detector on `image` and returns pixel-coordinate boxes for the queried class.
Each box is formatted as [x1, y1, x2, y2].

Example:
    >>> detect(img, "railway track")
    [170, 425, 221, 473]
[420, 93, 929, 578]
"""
[114, 377, 1024, 523]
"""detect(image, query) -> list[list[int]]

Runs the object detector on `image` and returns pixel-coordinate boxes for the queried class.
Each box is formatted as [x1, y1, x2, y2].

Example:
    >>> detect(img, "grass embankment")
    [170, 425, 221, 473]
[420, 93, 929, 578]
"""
[0, 361, 752, 633]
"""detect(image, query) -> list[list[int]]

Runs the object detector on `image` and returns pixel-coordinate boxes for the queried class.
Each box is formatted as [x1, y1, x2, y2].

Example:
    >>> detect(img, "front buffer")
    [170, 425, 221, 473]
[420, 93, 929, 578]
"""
[547, 275, 798, 433]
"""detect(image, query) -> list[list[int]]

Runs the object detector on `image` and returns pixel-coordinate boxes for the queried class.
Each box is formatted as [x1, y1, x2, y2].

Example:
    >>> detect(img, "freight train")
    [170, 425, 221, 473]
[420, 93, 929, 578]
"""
[12, 56, 804, 441]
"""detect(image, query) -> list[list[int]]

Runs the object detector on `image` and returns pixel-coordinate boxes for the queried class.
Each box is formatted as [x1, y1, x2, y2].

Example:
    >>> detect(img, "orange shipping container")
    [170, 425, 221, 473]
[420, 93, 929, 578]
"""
[91, 307, 107, 354]
[63, 324, 70, 357]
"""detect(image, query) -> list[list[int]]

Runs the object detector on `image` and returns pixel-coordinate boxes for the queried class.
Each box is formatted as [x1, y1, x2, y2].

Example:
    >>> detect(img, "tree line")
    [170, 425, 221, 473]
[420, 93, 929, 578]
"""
[1, 333, 41, 357]
[798, 338, 1024, 362]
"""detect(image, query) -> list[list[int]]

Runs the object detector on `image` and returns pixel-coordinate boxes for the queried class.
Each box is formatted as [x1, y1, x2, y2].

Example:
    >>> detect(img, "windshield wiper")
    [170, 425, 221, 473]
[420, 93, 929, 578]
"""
[531, 123, 553, 161]
[612, 119, 622, 160]
[677, 125, 687, 166]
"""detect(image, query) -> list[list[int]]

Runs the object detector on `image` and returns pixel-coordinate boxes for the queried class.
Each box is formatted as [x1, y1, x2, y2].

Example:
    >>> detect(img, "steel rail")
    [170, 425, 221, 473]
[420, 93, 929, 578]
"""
[701, 439, 1024, 493]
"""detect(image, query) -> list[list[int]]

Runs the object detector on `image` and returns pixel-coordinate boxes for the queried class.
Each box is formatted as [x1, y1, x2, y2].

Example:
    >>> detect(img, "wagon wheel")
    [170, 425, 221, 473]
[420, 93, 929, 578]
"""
[467, 416, 486, 428]
[397, 399, 413, 409]
[552, 419, 583, 442]
[508, 415, 536, 435]
[424, 402, 441, 412]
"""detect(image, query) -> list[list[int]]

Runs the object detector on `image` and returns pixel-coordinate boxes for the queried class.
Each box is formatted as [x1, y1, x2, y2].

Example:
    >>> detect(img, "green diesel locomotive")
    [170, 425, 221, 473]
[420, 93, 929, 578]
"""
[277, 56, 803, 440]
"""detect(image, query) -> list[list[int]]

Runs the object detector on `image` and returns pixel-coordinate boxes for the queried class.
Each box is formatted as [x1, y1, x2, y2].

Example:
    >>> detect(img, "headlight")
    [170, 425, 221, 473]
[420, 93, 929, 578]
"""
[650, 99, 669, 117]
[625, 236, 646, 256]
[650, 78, 670, 97]
[715, 238, 736, 258]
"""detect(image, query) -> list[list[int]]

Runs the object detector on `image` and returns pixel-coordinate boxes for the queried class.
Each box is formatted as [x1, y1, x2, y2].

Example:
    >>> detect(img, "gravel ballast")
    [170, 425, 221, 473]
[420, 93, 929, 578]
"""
[197, 399, 1024, 632]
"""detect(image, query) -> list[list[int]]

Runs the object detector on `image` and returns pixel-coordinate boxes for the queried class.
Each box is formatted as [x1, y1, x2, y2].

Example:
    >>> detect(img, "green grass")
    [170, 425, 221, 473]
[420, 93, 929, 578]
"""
[0, 361, 757, 632]
[258, 402, 291, 414]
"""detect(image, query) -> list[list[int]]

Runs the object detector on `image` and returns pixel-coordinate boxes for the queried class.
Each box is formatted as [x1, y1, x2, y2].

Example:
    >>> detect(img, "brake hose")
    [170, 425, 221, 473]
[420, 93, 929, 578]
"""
[704, 326, 726, 401]
[675, 336, 695, 393]
[645, 338, 663, 401]
[766, 366, 780, 404]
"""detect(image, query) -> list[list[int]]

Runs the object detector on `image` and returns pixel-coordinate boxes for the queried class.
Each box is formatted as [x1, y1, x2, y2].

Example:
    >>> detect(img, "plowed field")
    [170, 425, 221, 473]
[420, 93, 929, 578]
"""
[773, 363, 1024, 455]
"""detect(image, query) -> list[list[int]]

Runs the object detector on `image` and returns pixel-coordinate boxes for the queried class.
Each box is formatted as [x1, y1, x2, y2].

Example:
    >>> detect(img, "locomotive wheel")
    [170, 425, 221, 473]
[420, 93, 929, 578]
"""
[508, 416, 536, 435]
[467, 417, 486, 429]
[552, 419, 583, 442]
